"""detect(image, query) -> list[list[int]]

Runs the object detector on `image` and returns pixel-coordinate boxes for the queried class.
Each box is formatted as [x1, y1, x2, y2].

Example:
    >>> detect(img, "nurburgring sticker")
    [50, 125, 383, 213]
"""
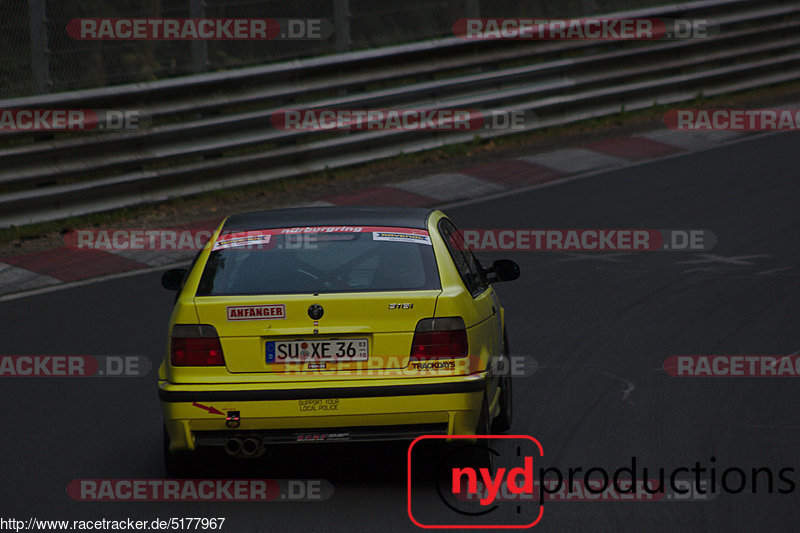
[212, 226, 431, 249]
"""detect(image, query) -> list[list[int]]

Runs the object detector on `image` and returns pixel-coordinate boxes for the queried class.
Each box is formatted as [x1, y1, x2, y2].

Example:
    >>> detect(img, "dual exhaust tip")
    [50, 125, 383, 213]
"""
[224, 436, 264, 458]
[222, 411, 264, 458]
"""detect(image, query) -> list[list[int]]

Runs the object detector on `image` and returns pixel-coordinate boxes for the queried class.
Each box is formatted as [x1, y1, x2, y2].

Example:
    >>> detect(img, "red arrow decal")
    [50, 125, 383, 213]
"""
[192, 402, 224, 416]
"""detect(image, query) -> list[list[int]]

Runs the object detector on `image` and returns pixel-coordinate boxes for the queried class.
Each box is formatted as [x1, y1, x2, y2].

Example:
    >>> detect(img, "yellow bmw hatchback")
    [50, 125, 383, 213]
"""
[158, 206, 519, 475]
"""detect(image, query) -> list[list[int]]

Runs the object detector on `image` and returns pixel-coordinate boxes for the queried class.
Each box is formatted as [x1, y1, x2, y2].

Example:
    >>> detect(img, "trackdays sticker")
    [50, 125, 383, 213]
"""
[372, 231, 431, 245]
[227, 304, 286, 320]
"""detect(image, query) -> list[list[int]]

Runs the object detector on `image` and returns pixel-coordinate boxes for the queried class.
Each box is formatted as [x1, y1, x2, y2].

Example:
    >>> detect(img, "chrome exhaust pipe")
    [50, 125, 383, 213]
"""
[224, 437, 243, 457]
[240, 437, 262, 457]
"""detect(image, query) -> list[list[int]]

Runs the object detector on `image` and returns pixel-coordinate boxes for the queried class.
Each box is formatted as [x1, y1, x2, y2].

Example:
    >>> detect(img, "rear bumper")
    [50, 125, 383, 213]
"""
[160, 374, 486, 452]
[195, 423, 449, 447]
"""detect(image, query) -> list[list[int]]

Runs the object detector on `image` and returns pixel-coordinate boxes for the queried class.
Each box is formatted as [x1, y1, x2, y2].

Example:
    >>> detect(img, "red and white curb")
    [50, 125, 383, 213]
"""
[518, 148, 628, 173]
[0, 128, 750, 299]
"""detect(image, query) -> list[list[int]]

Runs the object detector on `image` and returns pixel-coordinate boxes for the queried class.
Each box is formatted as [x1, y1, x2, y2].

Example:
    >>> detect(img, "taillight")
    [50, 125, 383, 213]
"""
[410, 317, 468, 360]
[170, 325, 225, 366]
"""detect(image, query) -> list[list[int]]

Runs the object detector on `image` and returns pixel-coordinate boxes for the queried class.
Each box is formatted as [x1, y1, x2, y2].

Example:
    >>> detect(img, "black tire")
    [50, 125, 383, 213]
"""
[491, 331, 513, 433]
[491, 374, 513, 433]
[163, 426, 194, 478]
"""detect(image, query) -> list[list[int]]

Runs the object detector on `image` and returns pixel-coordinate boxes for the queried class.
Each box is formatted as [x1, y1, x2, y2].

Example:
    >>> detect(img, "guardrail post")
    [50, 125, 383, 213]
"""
[334, 0, 350, 53]
[190, 0, 208, 73]
[28, 0, 50, 94]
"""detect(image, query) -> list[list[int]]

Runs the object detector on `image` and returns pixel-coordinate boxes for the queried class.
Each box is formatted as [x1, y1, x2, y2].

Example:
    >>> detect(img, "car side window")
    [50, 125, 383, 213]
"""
[438, 218, 488, 297]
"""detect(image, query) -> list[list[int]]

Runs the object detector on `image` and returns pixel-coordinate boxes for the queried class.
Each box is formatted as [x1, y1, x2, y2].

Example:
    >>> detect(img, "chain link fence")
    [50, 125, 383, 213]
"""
[1, 0, 676, 99]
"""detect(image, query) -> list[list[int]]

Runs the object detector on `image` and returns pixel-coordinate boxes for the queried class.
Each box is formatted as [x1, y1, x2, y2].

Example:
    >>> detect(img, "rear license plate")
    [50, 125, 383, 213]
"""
[266, 338, 369, 363]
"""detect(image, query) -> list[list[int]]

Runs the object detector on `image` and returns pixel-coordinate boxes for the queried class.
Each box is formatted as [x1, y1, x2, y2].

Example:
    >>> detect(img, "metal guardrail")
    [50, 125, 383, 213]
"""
[0, 0, 798, 228]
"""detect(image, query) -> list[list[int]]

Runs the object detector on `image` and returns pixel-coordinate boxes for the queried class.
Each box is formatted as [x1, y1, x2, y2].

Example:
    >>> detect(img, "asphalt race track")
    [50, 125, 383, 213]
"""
[1, 132, 798, 531]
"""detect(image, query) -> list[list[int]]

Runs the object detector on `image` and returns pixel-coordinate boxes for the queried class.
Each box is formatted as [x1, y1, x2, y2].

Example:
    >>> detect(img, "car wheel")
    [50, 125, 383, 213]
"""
[491, 332, 513, 433]
[491, 374, 513, 433]
[163, 426, 194, 478]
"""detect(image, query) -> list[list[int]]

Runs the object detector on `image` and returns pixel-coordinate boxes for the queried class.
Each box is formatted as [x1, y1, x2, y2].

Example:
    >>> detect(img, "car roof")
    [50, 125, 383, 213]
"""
[221, 206, 437, 232]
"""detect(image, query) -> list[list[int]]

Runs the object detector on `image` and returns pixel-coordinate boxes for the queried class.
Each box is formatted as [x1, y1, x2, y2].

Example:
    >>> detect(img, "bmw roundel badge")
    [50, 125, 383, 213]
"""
[308, 304, 324, 320]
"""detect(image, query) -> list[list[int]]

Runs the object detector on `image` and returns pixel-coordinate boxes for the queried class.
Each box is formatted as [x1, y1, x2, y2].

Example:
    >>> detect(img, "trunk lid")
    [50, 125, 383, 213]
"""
[194, 291, 439, 373]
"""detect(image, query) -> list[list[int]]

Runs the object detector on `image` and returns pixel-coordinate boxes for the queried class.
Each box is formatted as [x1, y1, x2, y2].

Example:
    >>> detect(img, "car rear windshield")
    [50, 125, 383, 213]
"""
[195, 226, 441, 296]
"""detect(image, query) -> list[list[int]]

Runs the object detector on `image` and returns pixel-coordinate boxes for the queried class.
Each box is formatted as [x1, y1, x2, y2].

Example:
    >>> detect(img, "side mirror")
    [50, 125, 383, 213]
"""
[161, 268, 188, 291]
[485, 259, 520, 283]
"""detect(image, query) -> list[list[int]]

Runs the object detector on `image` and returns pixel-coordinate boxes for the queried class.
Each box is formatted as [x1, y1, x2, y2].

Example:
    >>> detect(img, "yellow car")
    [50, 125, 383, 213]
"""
[158, 206, 519, 475]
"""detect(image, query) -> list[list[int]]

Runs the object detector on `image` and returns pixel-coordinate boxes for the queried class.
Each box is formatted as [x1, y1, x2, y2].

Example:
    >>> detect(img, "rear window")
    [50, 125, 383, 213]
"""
[195, 226, 441, 296]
